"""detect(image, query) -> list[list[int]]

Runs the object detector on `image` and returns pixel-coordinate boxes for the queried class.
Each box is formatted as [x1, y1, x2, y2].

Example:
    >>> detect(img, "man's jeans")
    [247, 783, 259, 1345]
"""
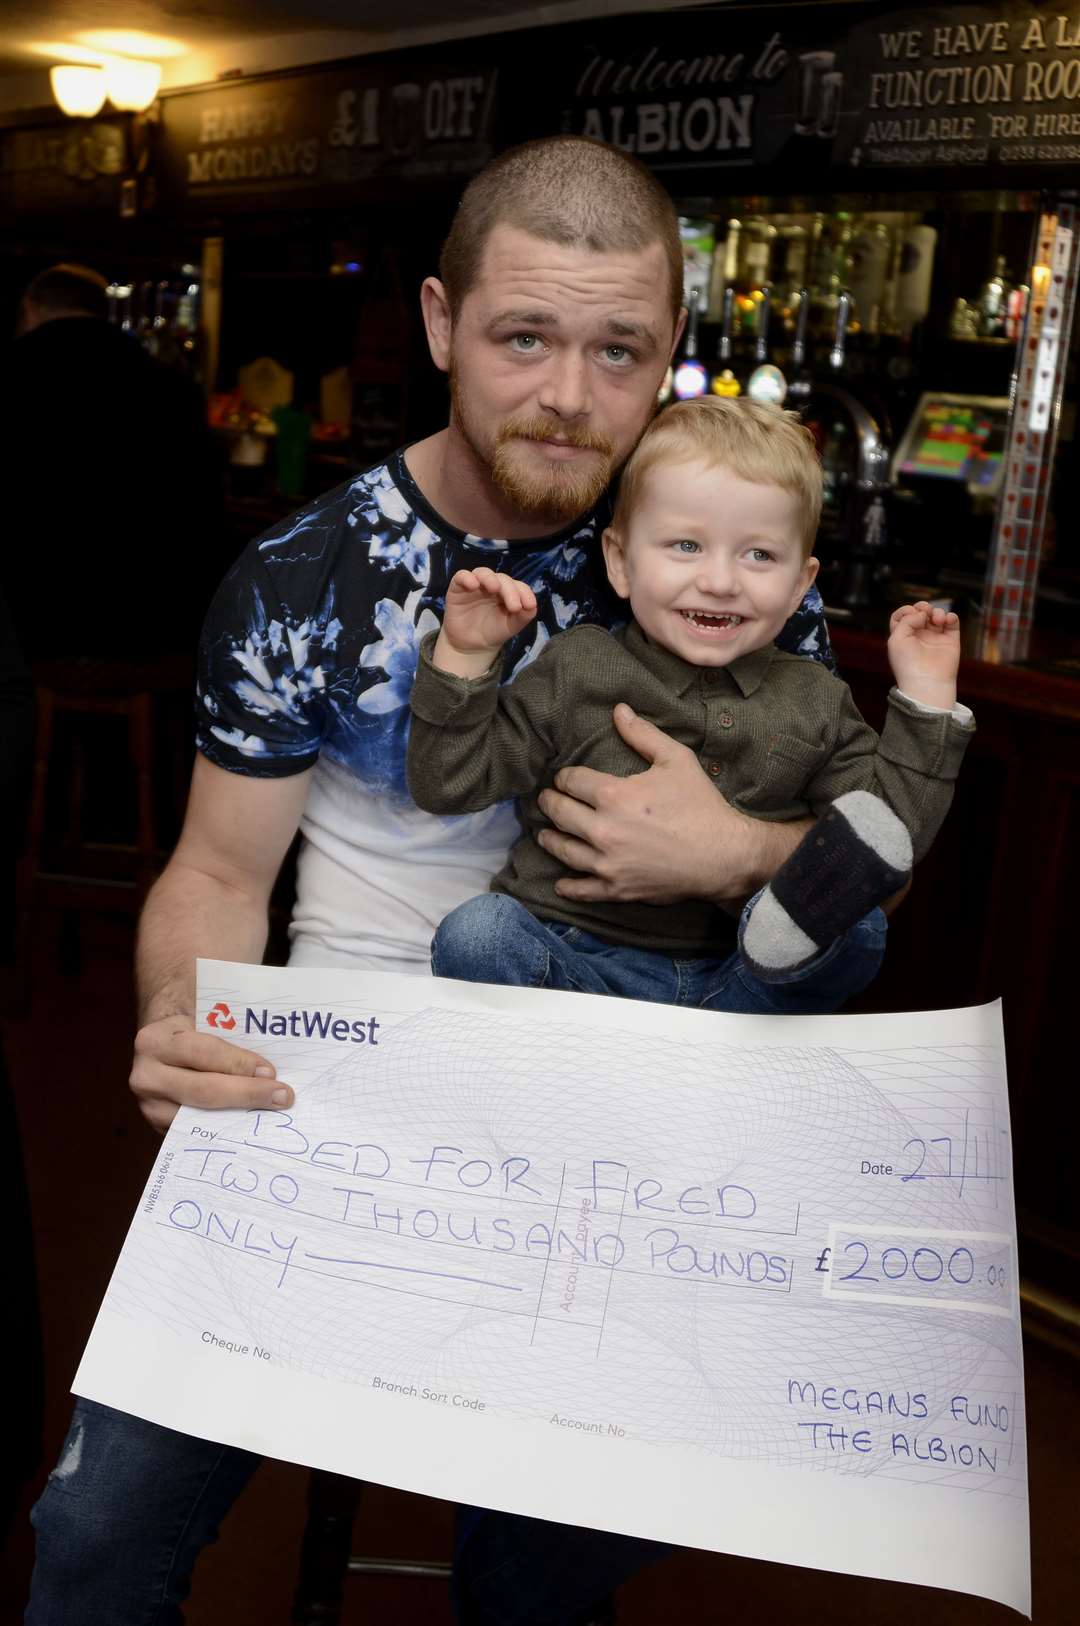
[27, 1399, 261, 1624]
[27, 1399, 664, 1624]
[432, 890, 887, 1013]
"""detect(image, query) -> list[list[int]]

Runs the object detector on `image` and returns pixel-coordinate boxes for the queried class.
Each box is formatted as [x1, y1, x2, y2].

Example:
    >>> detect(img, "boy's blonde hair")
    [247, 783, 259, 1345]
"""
[613, 397, 823, 555]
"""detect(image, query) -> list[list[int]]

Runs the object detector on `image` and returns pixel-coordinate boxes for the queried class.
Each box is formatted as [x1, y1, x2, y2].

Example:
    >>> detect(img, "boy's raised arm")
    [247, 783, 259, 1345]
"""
[432, 567, 537, 678]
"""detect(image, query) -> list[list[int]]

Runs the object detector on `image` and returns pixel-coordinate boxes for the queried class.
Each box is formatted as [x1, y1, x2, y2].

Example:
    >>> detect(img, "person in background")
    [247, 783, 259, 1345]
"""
[0, 262, 225, 661]
[27, 141, 890, 1626]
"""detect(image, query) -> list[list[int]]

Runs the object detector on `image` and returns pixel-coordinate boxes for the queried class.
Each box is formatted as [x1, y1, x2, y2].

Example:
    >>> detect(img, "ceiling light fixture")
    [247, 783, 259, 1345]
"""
[103, 57, 162, 112]
[49, 64, 107, 117]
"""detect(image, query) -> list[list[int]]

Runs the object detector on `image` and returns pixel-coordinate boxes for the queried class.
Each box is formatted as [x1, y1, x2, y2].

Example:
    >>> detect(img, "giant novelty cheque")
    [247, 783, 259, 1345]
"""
[75, 960, 1030, 1615]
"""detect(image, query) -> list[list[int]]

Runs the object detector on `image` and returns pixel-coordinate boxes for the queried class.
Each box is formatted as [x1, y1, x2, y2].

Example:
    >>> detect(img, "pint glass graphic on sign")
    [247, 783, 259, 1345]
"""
[795, 51, 835, 135]
[817, 71, 844, 140]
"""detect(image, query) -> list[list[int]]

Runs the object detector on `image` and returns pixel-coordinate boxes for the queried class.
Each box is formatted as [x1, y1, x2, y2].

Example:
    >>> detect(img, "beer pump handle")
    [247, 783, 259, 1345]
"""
[719, 286, 734, 363]
[791, 287, 810, 371]
[754, 283, 772, 364]
[829, 290, 853, 371]
[684, 286, 701, 359]
[672, 286, 709, 400]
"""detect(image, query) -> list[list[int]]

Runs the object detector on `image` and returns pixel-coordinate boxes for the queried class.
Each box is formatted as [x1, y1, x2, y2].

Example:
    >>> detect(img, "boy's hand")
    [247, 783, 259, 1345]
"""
[887, 601, 961, 710]
[434, 568, 538, 679]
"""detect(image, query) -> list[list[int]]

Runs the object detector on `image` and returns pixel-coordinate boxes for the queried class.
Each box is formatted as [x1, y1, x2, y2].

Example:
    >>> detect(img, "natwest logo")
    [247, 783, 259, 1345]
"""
[206, 1002, 236, 1031]
[245, 1007, 380, 1046]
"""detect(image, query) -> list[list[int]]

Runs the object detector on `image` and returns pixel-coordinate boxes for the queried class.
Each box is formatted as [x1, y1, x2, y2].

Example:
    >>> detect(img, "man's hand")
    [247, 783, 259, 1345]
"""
[130, 1015, 294, 1135]
[536, 703, 807, 906]
[129, 757, 312, 1135]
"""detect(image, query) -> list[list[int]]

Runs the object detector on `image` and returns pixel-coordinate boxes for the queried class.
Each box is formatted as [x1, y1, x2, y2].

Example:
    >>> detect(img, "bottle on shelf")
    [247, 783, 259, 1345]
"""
[148, 279, 173, 362]
[679, 216, 717, 318]
[173, 264, 205, 383]
[134, 280, 156, 350]
[807, 212, 839, 328]
[773, 223, 809, 311]
[716, 213, 776, 341]
[847, 220, 891, 336]
[1005, 281, 1030, 341]
[735, 216, 775, 303]
[977, 255, 1009, 338]
[831, 212, 856, 299]
[894, 223, 937, 336]
[175, 265, 201, 335]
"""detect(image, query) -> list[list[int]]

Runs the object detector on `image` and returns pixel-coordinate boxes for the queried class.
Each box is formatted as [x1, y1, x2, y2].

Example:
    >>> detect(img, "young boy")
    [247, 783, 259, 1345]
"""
[406, 398, 973, 1014]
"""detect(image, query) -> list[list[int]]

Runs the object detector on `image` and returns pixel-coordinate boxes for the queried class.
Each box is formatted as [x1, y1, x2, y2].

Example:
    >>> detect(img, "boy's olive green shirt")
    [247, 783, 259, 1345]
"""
[407, 622, 973, 956]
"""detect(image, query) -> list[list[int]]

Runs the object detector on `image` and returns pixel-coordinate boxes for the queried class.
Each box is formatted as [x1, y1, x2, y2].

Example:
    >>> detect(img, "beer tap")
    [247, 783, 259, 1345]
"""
[795, 281, 893, 610]
[786, 288, 812, 406]
[718, 286, 735, 366]
[807, 380, 892, 609]
[672, 286, 708, 400]
[710, 286, 741, 397]
[753, 282, 772, 367]
[746, 284, 787, 406]
[829, 289, 854, 372]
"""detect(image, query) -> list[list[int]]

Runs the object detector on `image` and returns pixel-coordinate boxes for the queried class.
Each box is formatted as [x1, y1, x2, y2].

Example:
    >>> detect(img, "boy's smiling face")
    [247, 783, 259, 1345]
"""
[602, 458, 819, 668]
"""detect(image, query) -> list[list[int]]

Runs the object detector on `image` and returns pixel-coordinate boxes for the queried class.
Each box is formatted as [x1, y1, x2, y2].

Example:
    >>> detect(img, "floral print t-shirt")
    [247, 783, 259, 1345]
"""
[197, 449, 834, 972]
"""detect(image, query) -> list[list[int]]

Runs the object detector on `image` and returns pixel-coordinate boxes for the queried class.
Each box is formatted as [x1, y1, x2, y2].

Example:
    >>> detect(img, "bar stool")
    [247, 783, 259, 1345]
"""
[290, 1475, 619, 1624]
[14, 653, 193, 990]
[291, 1470, 451, 1624]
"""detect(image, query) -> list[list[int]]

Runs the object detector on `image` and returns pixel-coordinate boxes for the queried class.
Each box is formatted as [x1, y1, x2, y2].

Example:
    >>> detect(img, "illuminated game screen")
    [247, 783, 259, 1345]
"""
[895, 394, 1009, 488]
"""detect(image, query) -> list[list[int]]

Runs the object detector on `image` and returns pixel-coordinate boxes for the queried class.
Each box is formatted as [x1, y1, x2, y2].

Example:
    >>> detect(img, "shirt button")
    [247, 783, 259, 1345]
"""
[707, 761, 721, 776]
[718, 713, 735, 729]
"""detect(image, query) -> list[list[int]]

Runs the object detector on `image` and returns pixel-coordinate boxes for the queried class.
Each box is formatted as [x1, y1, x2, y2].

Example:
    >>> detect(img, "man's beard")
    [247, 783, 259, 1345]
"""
[451, 371, 618, 525]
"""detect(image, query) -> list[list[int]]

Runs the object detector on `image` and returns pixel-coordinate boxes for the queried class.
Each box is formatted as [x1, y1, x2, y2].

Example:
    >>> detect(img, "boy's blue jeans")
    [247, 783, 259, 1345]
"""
[432, 890, 887, 1014]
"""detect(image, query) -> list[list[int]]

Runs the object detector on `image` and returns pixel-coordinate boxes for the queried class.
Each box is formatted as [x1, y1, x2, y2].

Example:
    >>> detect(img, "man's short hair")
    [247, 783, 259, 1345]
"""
[440, 136, 684, 326]
[23, 263, 109, 321]
[613, 397, 824, 555]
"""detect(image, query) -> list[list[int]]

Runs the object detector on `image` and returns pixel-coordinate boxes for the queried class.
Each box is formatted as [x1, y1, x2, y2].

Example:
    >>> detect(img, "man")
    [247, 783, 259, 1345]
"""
[28, 139, 832, 1625]
[1, 262, 224, 661]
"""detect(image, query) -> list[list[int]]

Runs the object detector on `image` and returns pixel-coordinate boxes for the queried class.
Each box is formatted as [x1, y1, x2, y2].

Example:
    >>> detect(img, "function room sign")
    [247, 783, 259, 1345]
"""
[552, 0, 1080, 181]
[158, 56, 497, 209]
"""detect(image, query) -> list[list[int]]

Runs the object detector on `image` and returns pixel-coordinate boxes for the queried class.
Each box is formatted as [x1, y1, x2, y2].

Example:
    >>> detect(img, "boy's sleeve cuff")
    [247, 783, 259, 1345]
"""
[881, 687, 975, 778]
[409, 631, 502, 726]
[894, 686, 974, 727]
